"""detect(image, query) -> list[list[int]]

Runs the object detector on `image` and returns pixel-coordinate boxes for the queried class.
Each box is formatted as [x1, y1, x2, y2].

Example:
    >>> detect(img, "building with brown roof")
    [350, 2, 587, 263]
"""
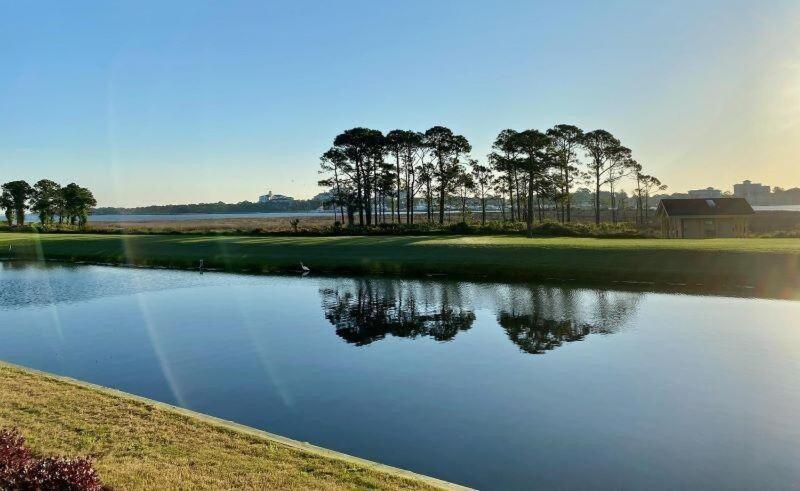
[656, 198, 754, 238]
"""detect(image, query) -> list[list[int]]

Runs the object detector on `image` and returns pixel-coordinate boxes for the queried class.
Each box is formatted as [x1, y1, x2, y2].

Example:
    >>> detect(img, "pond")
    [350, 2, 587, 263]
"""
[1, 261, 799, 489]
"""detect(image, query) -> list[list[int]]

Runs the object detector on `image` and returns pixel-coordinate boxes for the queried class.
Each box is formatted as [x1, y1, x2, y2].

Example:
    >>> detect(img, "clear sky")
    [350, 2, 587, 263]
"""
[1, 0, 799, 207]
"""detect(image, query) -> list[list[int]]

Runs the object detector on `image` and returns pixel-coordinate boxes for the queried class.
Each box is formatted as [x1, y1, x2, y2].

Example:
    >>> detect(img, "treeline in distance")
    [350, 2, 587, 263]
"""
[319, 125, 666, 235]
[1, 180, 97, 227]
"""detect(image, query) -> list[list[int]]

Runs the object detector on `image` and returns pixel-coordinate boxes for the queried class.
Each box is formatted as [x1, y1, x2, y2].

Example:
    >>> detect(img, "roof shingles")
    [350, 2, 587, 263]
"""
[658, 198, 754, 216]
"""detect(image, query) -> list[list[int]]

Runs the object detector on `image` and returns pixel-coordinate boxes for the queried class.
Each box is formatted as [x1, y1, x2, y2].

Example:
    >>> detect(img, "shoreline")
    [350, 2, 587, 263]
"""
[0, 255, 788, 302]
[0, 361, 468, 490]
[2, 232, 800, 295]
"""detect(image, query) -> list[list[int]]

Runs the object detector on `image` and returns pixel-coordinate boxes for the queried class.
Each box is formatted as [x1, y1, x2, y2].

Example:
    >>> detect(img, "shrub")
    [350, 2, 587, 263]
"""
[755, 228, 800, 238]
[0, 427, 102, 491]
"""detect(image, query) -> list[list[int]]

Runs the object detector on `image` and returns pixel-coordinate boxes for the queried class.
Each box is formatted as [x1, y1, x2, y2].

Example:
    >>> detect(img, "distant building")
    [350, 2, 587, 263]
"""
[687, 187, 723, 199]
[657, 198, 754, 238]
[733, 180, 770, 205]
[312, 192, 333, 202]
[258, 190, 294, 203]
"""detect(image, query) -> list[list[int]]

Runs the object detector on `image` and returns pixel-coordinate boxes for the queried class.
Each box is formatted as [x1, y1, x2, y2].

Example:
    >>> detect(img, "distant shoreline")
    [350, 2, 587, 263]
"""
[24, 211, 338, 223]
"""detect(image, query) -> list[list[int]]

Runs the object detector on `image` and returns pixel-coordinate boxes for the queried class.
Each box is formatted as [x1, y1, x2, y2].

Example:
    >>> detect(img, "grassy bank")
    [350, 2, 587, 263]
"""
[1, 232, 800, 292]
[0, 362, 456, 490]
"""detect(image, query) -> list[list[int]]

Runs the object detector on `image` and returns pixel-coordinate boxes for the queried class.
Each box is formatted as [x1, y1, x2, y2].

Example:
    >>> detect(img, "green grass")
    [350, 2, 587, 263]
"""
[0, 363, 450, 490]
[2, 232, 800, 291]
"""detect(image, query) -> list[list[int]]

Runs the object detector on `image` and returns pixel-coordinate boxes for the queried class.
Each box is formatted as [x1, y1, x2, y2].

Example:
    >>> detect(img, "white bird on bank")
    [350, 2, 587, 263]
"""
[300, 262, 310, 273]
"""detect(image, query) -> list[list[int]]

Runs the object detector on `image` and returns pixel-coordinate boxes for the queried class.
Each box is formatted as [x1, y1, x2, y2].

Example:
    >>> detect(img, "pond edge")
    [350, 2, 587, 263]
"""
[0, 360, 473, 491]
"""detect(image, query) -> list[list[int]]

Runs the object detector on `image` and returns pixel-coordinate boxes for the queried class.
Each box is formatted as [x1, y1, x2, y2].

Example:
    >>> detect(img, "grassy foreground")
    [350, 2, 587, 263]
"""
[2, 232, 800, 289]
[0, 362, 454, 490]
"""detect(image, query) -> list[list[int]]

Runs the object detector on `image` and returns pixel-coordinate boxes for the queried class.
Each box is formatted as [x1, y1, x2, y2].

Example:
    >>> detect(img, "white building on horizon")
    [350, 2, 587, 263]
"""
[258, 190, 294, 203]
[688, 187, 723, 199]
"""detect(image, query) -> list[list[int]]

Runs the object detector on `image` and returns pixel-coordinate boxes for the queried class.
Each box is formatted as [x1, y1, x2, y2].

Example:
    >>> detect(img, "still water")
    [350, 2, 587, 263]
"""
[1, 262, 799, 490]
[23, 212, 337, 223]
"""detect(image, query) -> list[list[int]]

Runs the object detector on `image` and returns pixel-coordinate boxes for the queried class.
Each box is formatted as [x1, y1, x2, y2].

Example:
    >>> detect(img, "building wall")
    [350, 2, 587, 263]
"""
[661, 216, 748, 238]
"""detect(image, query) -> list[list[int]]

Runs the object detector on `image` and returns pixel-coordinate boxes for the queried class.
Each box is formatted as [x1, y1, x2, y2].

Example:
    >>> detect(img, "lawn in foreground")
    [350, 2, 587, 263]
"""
[0, 363, 447, 490]
[1, 232, 799, 289]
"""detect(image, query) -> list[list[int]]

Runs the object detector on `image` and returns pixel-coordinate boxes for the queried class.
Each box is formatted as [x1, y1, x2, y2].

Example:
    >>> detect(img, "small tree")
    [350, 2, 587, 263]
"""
[607, 152, 635, 223]
[471, 163, 493, 225]
[581, 130, 628, 224]
[424, 126, 471, 224]
[60, 183, 97, 228]
[319, 148, 351, 223]
[418, 160, 435, 222]
[489, 129, 520, 221]
[547, 124, 584, 222]
[332, 128, 385, 226]
[0, 190, 13, 226]
[455, 167, 475, 221]
[31, 179, 62, 225]
[510, 130, 552, 237]
[642, 175, 667, 222]
[492, 175, 508, 220]
[386, 130, 423, 223]
[1, 181, 33, 226]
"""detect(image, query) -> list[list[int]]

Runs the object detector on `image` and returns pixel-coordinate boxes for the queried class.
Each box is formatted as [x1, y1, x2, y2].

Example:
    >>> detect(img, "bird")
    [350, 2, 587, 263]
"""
[300, 262, 310, 273]
[199, 259, 204, 272]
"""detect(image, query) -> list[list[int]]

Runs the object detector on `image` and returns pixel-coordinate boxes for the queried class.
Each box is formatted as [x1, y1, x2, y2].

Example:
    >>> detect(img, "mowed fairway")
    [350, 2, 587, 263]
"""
[1, 232, 800, 289]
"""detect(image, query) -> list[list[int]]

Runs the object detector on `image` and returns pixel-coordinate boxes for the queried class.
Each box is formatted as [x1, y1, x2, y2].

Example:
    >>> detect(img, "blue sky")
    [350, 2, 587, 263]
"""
[1, 0, 798, 206]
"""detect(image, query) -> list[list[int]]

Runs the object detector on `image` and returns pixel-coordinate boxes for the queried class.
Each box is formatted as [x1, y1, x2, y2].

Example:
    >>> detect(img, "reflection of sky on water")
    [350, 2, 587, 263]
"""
[2, 262, 800, 490]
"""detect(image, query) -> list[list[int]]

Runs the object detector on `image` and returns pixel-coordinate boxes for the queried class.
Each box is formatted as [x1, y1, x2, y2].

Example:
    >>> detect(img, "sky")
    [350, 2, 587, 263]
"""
[1, 0, 799, 207]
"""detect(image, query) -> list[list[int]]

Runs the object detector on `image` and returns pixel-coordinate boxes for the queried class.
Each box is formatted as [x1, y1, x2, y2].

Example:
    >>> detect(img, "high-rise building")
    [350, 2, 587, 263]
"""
[733, 180, 770, 204]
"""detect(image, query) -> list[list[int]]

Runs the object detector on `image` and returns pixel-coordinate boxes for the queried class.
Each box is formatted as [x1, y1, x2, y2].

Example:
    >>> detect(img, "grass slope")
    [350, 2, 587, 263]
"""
[0, 363, 448, 490]
[1, 232, 799, 288]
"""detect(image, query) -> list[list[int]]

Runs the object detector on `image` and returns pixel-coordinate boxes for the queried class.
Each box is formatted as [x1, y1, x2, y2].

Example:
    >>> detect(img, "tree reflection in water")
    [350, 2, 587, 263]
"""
[494, 285, 643, 354]
[319, 278, 475, 345]
[319, 278, 642, 354]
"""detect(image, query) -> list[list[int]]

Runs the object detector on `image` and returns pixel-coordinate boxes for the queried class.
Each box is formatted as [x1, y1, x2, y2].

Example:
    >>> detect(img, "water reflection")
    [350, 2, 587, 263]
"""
[320, 278, 643, 354]
[319, 279, 476, 345]
[4, 262, 800, 489]
[493, 286, 642, 354]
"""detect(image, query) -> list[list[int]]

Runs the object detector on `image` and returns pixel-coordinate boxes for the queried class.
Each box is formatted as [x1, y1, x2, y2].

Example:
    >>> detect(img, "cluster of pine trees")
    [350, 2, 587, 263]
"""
[319, 125, 666, 235]
[1, 180, 97, 228]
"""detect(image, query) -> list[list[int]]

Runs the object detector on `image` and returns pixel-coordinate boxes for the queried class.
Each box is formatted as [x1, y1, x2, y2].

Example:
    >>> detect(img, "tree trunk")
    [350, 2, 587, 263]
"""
[508, 175, 515, 221]
[356, 163, 364, 226]
[527, 173, 534, 237]
[406, 168, 412, 224]
[594, 168, 601, 225]
[438, 187, 446, 224]
[610, 182, 617, 224]
[396, 156, 402, 223]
